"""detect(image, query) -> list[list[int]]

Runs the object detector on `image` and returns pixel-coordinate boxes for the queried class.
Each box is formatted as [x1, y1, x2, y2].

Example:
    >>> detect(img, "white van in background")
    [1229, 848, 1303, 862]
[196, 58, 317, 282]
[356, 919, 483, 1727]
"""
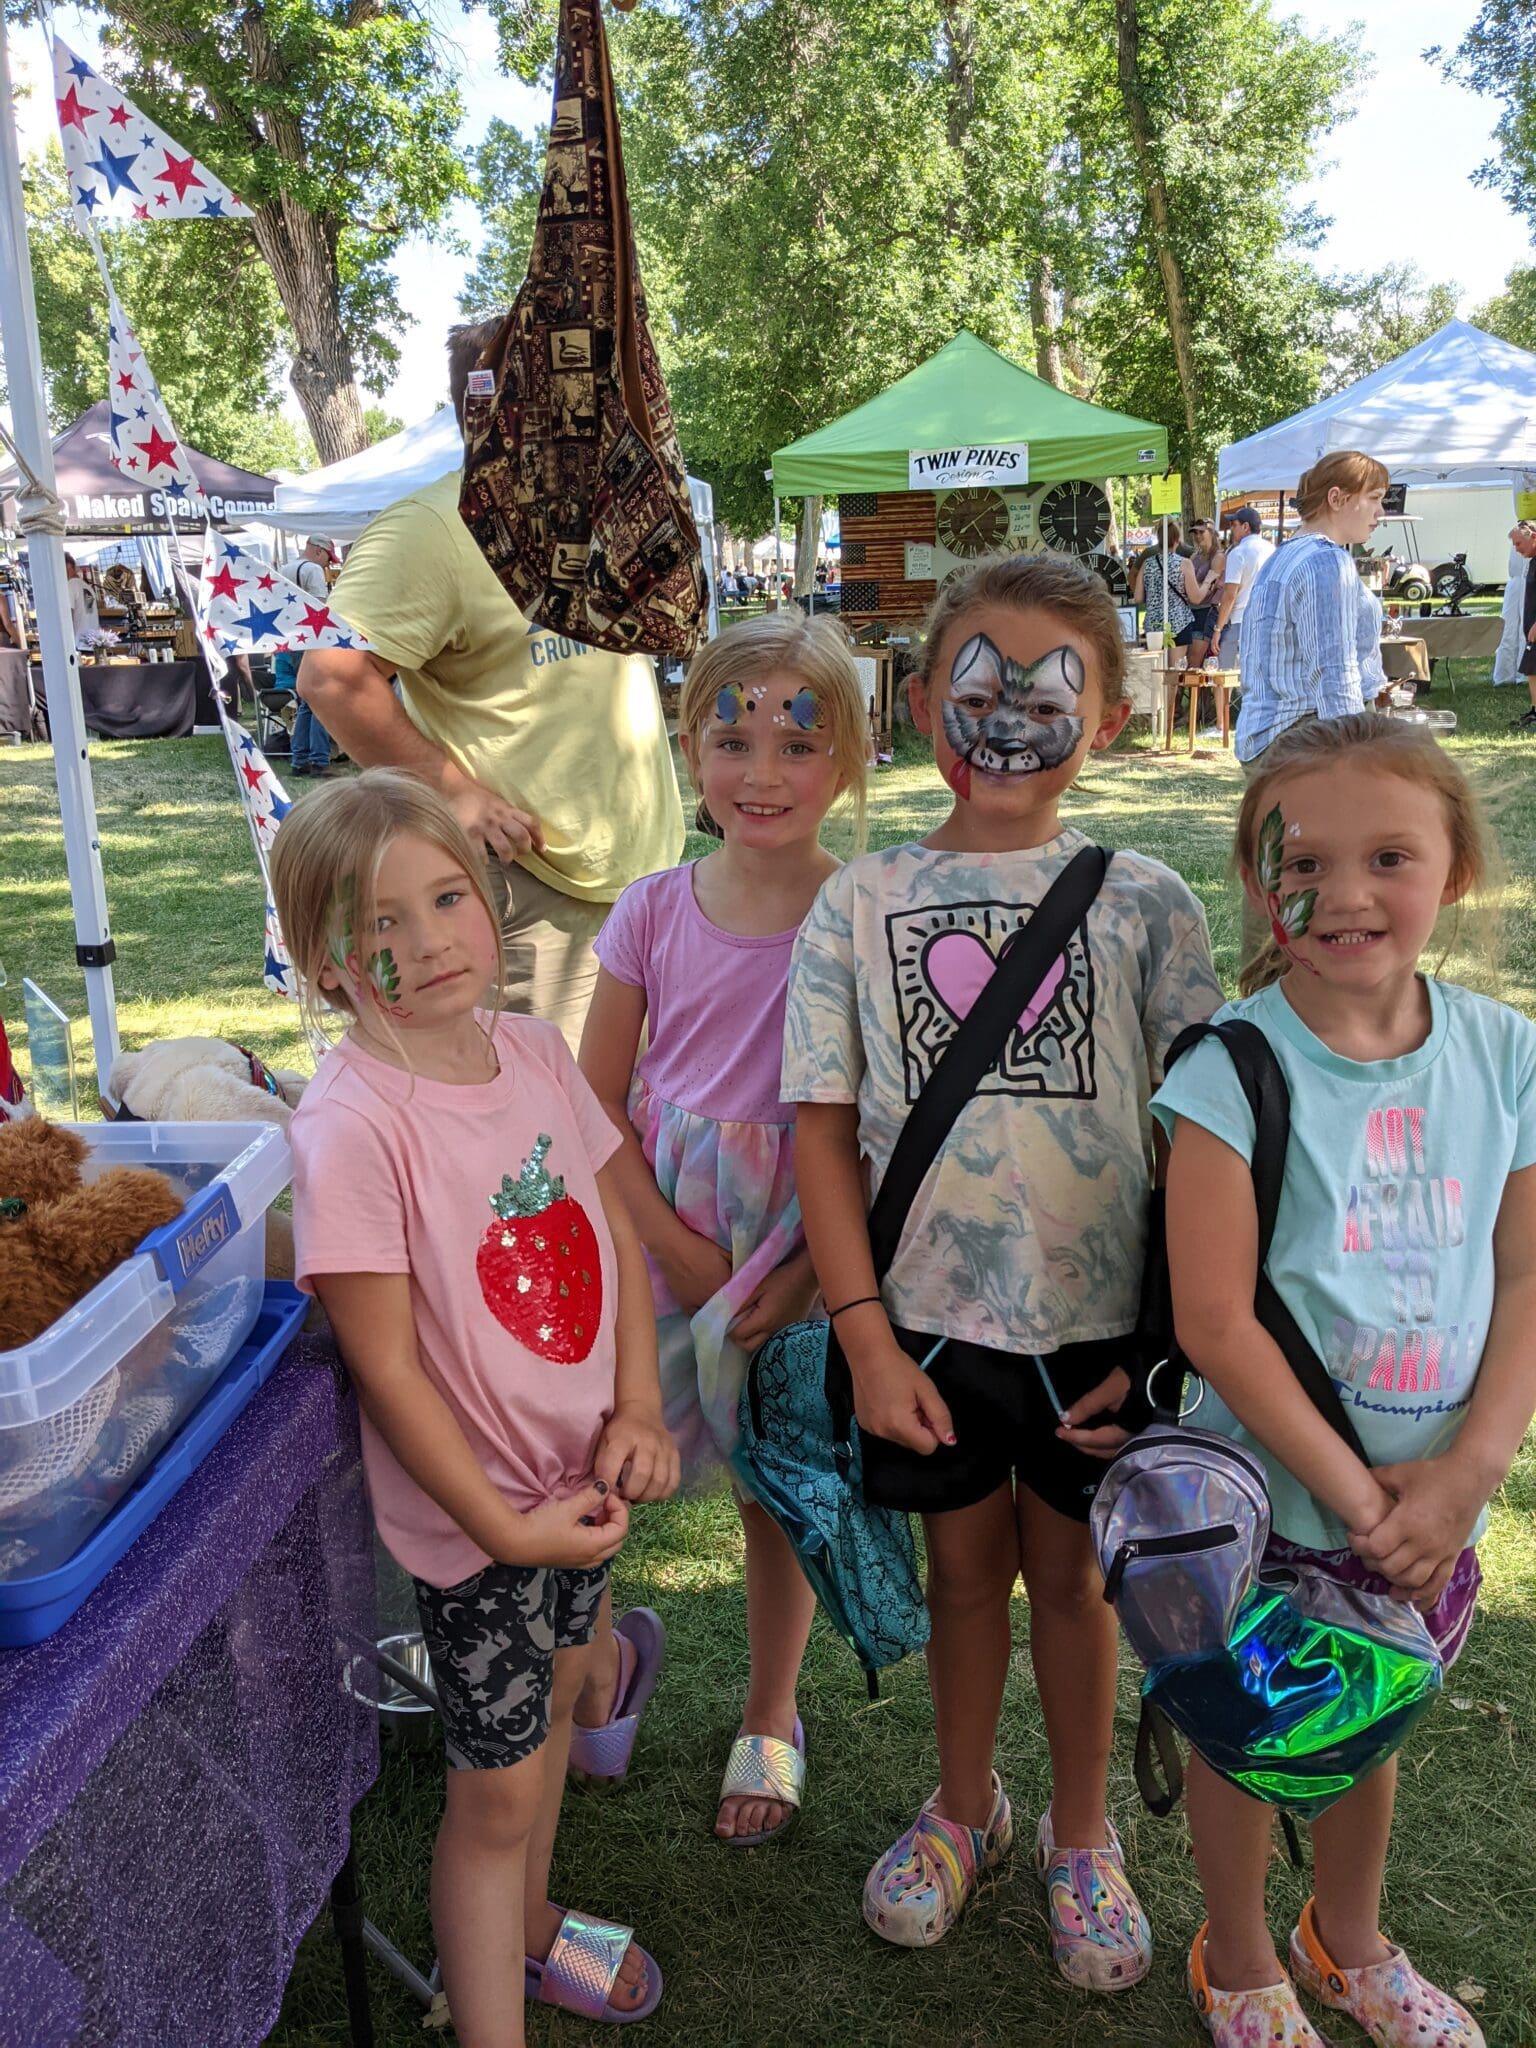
[1398, 483, 1519, 591]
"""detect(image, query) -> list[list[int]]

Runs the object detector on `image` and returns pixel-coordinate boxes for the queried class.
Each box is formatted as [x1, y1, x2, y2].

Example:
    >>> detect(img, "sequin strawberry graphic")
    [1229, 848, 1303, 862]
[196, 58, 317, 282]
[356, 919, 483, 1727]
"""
[476, 1135, 602, 1363]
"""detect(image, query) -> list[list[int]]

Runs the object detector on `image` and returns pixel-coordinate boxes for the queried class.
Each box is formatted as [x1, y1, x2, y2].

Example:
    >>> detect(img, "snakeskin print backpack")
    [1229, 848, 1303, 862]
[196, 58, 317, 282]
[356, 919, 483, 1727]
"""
[458, 0, 707, 658]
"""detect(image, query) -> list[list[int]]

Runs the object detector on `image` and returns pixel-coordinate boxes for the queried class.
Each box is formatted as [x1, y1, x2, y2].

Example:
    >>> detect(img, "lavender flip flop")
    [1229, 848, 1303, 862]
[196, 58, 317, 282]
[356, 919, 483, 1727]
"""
[567, 1607, 665, 1785]
[717, 1716, 805, 1847]
[525, 1906, 663, 2024]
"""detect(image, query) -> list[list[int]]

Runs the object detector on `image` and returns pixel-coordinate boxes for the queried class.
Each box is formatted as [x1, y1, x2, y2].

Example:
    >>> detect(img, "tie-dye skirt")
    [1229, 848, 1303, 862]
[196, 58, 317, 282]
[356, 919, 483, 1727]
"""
[629, 1076, 803, 1483]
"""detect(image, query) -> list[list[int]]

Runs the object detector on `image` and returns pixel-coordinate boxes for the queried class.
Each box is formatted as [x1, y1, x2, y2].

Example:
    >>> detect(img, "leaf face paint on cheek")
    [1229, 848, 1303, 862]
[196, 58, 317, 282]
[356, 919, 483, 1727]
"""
[1256, 803, 1320, 972]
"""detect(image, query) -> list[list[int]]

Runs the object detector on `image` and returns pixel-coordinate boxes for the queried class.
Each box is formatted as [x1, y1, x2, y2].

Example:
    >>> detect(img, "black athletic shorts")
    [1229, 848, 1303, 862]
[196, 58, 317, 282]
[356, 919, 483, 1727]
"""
[857, 1329, 1130, 1524]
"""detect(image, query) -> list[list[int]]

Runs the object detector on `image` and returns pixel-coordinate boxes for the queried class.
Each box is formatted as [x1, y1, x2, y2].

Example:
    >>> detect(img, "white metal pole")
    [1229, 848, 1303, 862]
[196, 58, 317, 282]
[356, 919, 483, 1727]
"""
[0, 14, 120, 1082]
[773, 494, 782, 606]
[1161, 513, 1169, 652]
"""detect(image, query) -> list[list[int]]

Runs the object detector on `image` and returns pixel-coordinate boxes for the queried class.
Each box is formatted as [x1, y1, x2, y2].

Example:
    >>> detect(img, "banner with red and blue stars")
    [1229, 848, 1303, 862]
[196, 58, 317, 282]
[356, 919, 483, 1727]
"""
[99, 258, 205, 506]
[52, 36, 253, 229]
[197, 528, 373, 660]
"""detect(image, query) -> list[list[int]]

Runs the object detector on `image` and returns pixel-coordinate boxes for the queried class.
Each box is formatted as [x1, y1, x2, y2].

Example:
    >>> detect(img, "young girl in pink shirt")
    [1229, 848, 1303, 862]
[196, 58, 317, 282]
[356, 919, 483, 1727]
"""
[275, 770, 678, 2047]
[579, 614, 868, 1847]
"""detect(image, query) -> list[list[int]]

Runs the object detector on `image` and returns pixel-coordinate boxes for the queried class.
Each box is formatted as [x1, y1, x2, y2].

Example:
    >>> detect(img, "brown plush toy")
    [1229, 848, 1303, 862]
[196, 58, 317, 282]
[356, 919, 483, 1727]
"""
[0, 1120, 184, 1352]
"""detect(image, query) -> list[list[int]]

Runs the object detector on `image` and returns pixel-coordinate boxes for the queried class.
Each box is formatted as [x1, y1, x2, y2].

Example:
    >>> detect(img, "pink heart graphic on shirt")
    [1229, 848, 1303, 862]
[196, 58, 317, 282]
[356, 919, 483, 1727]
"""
[923, 929, 1068, 1033]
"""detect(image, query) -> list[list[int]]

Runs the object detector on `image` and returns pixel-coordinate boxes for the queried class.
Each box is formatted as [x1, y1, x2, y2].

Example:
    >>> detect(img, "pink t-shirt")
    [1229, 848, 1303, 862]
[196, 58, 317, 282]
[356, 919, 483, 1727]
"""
[290, 1014, 621, 1587]
[594, 863, 799, 1124]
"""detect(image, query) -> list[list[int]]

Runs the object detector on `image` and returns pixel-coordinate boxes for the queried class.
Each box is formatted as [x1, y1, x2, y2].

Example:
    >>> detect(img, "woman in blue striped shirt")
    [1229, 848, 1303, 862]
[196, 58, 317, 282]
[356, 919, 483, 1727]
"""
[1233, 452, 1390, 772]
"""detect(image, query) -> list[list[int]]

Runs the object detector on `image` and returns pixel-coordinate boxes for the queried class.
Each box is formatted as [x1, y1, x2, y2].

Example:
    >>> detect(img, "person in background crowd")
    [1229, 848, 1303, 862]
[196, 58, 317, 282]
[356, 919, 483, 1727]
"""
[1210, 506, 1274, 672]
[278, 538, 340, 778]
[1183, 519, 1226, 671]
[1132, 517, 1194, 648]
[1496, 522, 1536, 705]
[64, 553, 98, 648]
[1507, 523, 1536, 734]
[0, 579, 18, 649]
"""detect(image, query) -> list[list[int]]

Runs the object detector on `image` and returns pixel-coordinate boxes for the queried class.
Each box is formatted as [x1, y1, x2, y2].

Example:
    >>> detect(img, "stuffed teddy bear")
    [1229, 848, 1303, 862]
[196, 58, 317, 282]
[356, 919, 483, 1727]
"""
[106, 1036, 309, 1291]
[107, 1037, 306, 1132]
[0, 1119, 184, 1352]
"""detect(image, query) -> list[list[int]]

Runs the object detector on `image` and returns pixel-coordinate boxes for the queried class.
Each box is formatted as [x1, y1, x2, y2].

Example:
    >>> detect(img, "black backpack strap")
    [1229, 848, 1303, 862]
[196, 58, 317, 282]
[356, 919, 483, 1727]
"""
[1164, 1018, 1368, 1464]
[866, 846, 1110, 1278]
[826, 845, 1110, 1458]
[1133, 1698, 1184, 1819]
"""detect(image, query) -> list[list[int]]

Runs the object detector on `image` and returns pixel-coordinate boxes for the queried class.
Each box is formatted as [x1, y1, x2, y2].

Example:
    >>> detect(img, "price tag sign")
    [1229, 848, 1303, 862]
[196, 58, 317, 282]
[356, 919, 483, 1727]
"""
[1147, 474, 1182, 516]
[1517, 490, 1536, 522]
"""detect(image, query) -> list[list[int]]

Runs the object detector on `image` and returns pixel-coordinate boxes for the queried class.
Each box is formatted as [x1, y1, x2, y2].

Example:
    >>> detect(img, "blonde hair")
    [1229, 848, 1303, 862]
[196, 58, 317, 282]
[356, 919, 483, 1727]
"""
[678, 613, 868, 845]
[1296, 451, 1390, 522]
[269, 768, 506, 1057]
[1234, 713, 1498, 996]
[917, 552, 1128, 708]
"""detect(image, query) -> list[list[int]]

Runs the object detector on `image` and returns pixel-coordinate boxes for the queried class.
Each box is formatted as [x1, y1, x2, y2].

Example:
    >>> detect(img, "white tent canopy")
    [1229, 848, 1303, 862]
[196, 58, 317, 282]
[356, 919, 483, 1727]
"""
[270, 403, 718, 550]
[1218, 321, 1536, 494]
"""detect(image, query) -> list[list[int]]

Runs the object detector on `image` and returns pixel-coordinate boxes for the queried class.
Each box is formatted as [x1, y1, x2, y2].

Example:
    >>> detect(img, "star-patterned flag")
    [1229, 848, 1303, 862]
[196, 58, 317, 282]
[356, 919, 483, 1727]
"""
[99, 263, 205, 507]
[52, 36, 254, 227]
[216, 702, 299, 1000]
[197, 527, 371, 659]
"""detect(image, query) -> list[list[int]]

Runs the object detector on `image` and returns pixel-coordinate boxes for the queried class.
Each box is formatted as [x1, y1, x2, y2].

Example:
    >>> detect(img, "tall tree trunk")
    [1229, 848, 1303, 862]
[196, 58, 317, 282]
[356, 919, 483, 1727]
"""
[941, 2, 977, 239]
[793, 495, 822, 597]
[1030, 255, 1065, 388]
[1114, 0, 1202, 474]
[1060, 288, 1089, 394]
[250, 200, 369, 464]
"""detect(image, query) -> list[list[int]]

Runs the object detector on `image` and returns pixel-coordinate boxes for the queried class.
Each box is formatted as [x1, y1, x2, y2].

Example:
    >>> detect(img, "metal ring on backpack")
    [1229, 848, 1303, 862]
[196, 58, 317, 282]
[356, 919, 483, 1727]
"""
[1143, 1356, 1207, 1422]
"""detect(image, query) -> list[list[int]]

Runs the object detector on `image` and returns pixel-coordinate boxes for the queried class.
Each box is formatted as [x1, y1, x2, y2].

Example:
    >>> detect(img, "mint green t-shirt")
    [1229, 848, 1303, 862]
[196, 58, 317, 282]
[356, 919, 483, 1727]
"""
[1150, 979, 1536, 1550]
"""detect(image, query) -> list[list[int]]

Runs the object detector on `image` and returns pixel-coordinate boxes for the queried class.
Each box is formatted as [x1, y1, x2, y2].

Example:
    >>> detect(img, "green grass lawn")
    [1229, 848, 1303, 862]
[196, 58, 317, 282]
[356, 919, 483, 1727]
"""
[3, 667, 1535, 2046]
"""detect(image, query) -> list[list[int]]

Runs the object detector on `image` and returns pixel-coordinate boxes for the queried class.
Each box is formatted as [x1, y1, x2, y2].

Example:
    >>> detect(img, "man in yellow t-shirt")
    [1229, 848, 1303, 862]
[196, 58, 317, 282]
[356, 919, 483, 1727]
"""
[297, 316, 682, 1047]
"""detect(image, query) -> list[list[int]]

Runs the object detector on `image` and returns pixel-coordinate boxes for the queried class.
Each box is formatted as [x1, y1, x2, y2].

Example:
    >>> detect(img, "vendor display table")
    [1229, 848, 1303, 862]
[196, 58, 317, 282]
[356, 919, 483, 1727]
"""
[30, 659, 217, 740]
[0, 1337, 377, 2048]
[1392, 613, 1502, 663]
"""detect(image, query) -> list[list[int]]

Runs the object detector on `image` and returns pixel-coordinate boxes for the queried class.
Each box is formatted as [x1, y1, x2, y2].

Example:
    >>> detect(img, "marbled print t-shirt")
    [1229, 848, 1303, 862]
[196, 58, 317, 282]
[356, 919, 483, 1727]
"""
[781, 829, 1222, 1353]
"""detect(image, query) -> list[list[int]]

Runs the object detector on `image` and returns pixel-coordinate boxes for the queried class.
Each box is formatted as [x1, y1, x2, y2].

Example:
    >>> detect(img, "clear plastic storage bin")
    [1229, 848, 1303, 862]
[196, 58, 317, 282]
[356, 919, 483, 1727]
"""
[0, 1121, 291, 1582]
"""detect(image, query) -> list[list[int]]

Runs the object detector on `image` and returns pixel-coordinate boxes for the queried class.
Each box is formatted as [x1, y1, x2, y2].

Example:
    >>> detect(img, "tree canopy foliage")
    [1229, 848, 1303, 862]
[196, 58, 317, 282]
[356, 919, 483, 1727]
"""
[10, 141, 315, 474]
[476, 0, 1369, 528]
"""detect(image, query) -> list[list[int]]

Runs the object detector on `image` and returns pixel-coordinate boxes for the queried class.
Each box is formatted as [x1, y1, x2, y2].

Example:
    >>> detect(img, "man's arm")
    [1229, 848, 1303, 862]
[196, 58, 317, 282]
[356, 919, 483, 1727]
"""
[1211, 554, 1243, 645]
[297, 645, 542, 861]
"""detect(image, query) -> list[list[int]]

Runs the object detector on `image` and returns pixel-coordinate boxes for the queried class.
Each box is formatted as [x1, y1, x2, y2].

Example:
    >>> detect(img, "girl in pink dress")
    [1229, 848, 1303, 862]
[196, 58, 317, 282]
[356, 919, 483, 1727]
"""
[580, 613, 869, 1848]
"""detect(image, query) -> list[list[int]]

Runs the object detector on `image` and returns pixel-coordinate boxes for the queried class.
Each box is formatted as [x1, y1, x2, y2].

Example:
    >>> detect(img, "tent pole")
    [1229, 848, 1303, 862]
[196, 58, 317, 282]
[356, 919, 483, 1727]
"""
[0, 13, 119, 1084]
[1161, 514, 1169, 653]
[773, 494, 782, 605]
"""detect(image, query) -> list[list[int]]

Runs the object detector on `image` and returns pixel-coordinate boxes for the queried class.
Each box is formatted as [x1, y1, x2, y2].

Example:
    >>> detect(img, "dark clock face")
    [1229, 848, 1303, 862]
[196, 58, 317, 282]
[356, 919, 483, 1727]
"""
[936, 488, 1011, 559]
[1037, 481, 1112, 557]
[1096, 555, 1131, 604]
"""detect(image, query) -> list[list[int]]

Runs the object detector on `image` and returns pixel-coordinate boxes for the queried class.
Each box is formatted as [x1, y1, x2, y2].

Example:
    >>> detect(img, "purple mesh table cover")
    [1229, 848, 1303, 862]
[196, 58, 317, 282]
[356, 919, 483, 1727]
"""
[0, 1334, 378, 2048]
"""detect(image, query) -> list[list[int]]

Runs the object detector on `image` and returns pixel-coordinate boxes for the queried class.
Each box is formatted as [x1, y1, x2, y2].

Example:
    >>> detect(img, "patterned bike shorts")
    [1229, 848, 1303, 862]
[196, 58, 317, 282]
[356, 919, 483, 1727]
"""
[413, 1558, 608, 1770]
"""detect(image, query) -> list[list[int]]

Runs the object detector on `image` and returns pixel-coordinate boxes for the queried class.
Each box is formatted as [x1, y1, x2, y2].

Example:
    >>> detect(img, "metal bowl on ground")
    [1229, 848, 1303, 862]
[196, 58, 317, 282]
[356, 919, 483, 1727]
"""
[345, 1630, 441, 1750]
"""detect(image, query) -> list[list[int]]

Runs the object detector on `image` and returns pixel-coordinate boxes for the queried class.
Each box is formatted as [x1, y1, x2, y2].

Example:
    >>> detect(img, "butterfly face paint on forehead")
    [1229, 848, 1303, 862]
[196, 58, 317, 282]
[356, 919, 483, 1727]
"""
[1255, 802, 1320, 974]
[939, 634, 1087, 799]
[706, 678, 834, 753]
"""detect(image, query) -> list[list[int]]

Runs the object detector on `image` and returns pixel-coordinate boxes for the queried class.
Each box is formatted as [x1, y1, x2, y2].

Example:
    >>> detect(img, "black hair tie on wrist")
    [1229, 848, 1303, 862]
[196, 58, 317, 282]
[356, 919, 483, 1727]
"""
[828, 1295, 880, 1321]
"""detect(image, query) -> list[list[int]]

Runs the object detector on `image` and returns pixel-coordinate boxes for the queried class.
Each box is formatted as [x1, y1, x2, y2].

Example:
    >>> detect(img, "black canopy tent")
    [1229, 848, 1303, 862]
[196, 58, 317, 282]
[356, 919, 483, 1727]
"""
[1, 399, 278, 534]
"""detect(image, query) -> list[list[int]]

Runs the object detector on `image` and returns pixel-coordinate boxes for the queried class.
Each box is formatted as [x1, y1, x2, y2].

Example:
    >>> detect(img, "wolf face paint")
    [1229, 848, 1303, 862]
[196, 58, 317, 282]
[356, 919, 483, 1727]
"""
[940, 635, 1086, 799]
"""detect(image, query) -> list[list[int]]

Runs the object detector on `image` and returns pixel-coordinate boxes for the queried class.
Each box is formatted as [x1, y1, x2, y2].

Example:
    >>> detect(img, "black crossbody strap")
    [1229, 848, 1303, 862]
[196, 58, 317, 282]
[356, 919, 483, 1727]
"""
[1164, 1018, 1369, 1464]
[867, 846, 1109, 1277]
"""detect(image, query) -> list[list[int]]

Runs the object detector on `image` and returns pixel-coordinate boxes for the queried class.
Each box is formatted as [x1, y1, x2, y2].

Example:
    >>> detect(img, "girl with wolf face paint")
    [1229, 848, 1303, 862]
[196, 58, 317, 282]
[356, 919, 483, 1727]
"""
[784, 553, 1223, 1986]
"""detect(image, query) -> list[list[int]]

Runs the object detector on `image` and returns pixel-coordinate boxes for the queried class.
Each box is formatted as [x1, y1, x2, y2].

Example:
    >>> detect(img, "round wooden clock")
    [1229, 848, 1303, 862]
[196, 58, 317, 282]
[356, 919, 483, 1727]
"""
[936, 487, 1011, 559]
[1037, 481, 1112, 557]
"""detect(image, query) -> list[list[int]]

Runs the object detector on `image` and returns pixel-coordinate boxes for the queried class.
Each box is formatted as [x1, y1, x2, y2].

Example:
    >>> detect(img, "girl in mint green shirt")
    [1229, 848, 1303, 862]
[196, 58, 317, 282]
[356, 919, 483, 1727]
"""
[1153, 712, 1536, 2048]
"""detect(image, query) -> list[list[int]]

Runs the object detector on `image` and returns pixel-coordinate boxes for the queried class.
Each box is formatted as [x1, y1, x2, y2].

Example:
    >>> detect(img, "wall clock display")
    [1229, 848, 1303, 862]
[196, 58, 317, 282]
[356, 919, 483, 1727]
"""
[1095, 554, 1130, 604]
[1037, 481, 1112, 557]
[936, 487, 1011, 559]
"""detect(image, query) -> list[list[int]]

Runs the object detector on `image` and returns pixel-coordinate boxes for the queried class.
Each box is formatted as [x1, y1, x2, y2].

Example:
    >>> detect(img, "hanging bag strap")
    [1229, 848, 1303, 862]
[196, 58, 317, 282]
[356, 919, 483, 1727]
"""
[1163, 1017, 1369, 1463]
[825, 845, 1109, 1458]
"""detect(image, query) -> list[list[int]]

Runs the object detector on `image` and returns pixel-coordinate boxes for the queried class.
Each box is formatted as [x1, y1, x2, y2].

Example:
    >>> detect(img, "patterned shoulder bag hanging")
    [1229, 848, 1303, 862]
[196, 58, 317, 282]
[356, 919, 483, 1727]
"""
[458, 0, 707, 658]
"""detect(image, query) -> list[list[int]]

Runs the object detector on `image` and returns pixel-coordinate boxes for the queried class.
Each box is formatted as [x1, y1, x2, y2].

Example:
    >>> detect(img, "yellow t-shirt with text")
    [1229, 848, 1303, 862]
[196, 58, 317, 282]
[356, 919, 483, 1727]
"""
[330, 471, 682, 902]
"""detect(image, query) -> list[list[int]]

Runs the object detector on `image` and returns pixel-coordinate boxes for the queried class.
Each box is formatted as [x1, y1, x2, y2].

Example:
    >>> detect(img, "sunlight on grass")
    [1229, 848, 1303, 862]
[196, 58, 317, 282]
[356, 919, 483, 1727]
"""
[5, 683, 1536, 2047]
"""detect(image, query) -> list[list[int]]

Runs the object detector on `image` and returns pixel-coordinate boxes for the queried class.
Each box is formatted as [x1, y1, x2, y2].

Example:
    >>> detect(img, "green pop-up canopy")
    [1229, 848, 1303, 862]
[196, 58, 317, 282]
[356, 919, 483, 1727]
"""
[771, 331, 1169, 496]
